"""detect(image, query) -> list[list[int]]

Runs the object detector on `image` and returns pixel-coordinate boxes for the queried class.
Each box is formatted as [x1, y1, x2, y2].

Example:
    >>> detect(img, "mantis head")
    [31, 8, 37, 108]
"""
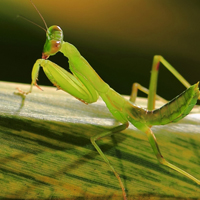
[42, 25, 63, 59]
[24, 1, 64, 60]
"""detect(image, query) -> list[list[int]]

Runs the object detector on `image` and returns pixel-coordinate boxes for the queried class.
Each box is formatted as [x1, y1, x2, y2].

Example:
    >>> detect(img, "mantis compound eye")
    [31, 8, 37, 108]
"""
[42, 40, 61, 59]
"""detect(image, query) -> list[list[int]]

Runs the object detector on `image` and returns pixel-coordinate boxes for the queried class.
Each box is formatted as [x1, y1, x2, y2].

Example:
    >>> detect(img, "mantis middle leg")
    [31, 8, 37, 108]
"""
[90, 122, 129, 200]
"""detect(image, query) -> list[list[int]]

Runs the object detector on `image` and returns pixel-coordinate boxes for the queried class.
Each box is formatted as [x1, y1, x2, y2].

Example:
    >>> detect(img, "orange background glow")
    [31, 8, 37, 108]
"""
[1, 0, 200, 99]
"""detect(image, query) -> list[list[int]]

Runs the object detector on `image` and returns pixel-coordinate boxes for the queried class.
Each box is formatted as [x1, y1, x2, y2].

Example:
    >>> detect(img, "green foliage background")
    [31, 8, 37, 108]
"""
[1, 0, 200, 100]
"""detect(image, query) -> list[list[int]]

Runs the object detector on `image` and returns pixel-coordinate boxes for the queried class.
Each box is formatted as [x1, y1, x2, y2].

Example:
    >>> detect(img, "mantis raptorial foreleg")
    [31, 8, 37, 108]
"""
[16, 1, 200, 200]
[130, 55, 198, 110]
[19, 58, 99, 104]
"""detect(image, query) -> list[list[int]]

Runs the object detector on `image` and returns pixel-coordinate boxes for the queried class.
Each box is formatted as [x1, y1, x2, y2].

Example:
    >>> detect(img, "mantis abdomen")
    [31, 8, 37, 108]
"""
[146, 82, 199, 125]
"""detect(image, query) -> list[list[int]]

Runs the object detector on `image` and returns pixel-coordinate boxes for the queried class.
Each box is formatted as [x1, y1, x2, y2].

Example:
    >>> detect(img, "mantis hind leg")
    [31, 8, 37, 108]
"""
[130, 55, 192, 110]
[130, 82, 167, 105]
[90, 122, 129, 200]
[145, 127, 200, 185]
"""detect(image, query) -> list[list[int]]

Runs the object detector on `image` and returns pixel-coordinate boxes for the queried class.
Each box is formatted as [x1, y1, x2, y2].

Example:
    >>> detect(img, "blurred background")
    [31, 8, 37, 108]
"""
[1, 0, 200, 100]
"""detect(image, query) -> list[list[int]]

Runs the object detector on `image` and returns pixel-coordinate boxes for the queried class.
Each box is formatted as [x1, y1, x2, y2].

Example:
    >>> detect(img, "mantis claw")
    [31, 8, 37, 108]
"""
[35, 82, 43, 91]
[15, 87, 30, 96]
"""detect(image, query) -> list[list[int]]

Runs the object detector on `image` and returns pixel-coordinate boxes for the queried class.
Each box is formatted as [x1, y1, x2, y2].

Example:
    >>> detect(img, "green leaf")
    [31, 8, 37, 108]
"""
[0, 81, 200, 199]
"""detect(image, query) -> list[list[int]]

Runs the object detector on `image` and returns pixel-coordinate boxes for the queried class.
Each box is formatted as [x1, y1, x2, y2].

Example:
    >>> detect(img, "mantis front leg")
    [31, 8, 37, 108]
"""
[18, 58, 99, 104]
[17, 59, 43, 96]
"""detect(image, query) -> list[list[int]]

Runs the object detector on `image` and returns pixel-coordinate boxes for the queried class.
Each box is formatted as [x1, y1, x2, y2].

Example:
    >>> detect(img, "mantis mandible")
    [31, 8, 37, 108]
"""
[17, 1, 200, 199]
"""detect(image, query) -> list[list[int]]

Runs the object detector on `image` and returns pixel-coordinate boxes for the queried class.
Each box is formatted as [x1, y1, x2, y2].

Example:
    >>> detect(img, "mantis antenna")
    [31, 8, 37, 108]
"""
[17, 0, 48, 33]
[18, 0, 48, 34]
[17, 15, 47, 33]
[29, 0, 48, 31]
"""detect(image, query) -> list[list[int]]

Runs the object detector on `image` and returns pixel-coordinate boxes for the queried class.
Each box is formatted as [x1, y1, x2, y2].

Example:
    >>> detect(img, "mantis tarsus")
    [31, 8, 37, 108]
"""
[17, 1, 200, 199]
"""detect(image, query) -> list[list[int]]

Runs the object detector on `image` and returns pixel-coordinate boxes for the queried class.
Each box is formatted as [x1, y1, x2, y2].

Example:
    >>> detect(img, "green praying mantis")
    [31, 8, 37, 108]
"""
[17, 1, 200, 199]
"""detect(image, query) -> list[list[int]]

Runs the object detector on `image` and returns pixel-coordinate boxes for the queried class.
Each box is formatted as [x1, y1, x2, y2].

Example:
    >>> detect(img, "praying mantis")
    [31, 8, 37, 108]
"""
[17, 1, 200, 199]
